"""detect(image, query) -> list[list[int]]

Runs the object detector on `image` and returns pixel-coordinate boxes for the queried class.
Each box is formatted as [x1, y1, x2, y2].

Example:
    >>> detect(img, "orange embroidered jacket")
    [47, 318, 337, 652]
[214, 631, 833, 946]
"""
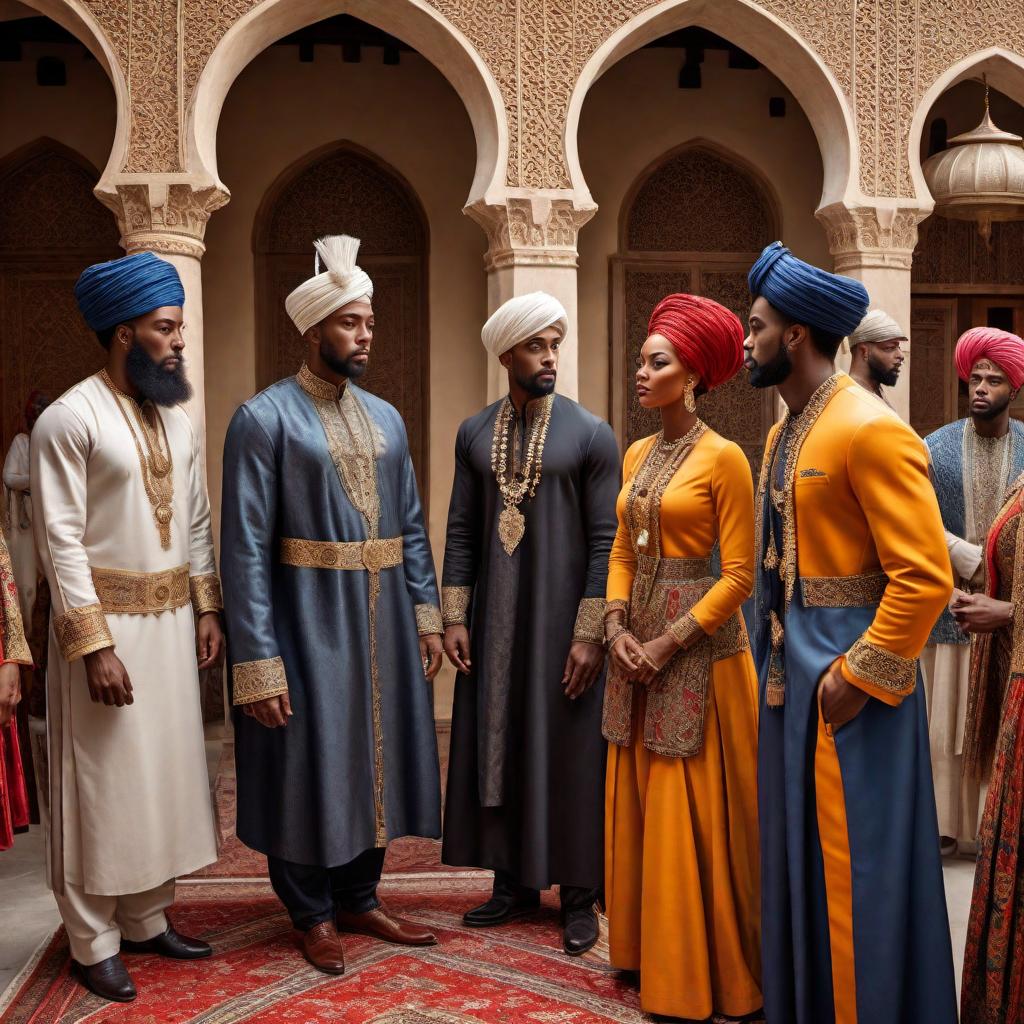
[761, 374, 953, 705]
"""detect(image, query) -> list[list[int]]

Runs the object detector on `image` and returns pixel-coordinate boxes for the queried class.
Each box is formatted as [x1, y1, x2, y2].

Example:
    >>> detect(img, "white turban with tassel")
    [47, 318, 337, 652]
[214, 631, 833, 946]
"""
[847, 309, 906, 349]
[285, 235, 374, 336]
[481, 292, 568, 358]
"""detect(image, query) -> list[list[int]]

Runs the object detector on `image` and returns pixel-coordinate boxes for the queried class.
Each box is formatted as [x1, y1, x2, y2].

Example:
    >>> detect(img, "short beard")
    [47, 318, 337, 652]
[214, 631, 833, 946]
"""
[320, 341, 368, 380]
[125, 342, 192, 407]
[747, 345, 792, 389]
[516, 369, 556, 398]
[867, 355, 900, 388]
[973, 393, 1011, 421]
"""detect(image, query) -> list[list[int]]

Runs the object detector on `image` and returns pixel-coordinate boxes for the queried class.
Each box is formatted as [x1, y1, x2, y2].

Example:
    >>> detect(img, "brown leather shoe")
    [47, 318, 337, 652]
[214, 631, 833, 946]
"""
[335, 904, 437, 946]
[301, 921, 345, 974]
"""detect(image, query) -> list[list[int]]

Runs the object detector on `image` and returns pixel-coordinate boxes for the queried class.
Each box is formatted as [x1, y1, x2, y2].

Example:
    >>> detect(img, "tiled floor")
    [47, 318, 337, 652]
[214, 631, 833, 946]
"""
[0, 740, 980, 1006]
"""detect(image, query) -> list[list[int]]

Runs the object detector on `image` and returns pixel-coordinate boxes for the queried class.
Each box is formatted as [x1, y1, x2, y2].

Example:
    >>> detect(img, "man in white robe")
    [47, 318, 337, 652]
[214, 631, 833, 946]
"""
[31, 251, 221, 1003]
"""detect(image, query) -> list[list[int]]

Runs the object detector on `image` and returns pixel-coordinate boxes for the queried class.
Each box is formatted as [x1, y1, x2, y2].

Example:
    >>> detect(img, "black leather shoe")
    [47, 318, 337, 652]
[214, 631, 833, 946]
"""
[463, 892, 540, 926]
[562, 905, 599, 956]
[73, 955, 137, 1002]
[121, 925, 212, 959]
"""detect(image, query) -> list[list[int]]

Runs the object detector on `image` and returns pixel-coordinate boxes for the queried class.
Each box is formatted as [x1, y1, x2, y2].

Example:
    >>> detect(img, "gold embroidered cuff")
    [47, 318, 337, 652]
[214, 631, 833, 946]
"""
[844, 636, 917, 697]
[573, 597, 607, 644]
[232, 655, 289, 706]
[604, 599, 629, 619]
[54, 603, 114, 661]
[415, 603, 443, 636]
[442, 586, 472, 627]
[190, 574, 223, 615]
[668, 611, 706, 649]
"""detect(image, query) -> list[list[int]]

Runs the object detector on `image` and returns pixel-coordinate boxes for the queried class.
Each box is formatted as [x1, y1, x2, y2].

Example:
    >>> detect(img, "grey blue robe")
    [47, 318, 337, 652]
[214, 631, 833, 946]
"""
[440, 395, 620, 891]
[221, 367, 441, 867]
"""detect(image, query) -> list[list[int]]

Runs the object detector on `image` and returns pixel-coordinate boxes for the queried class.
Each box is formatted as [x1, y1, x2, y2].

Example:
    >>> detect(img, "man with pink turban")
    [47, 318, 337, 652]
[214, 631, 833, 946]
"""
[922, 325, 1024, 856]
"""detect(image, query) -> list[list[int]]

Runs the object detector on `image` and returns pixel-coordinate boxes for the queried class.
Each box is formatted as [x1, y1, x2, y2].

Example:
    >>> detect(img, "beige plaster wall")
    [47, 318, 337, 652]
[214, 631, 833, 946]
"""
[576, 46, 828, 418]
[0, 40, 114, 170]
[203, 43, 488, 717]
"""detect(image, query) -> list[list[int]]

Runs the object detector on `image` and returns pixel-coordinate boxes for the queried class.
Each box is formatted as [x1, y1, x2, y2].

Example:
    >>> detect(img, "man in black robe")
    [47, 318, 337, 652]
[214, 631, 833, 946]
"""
[441, 292, 619, 956]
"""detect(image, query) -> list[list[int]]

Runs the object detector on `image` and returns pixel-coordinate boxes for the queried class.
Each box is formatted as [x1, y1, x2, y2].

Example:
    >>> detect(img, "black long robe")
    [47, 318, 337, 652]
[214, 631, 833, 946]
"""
[440, 394, 620, 890]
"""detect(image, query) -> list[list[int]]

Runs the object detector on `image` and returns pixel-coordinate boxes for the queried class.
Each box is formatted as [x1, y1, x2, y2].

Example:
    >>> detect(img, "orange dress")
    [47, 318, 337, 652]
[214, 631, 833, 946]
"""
[605, 428, 762, 1021]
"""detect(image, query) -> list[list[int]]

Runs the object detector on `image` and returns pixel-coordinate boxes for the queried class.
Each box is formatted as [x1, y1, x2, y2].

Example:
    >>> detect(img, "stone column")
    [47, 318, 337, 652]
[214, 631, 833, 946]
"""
[466, 193, 596, 402]
[816, 203, 929, 421]
[96, 180, 230, 472]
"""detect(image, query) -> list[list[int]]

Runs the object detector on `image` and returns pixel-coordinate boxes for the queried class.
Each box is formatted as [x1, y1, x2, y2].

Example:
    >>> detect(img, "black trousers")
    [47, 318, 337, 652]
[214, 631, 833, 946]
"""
[493, 868, 598, 913]
[268, 847, 386, 932]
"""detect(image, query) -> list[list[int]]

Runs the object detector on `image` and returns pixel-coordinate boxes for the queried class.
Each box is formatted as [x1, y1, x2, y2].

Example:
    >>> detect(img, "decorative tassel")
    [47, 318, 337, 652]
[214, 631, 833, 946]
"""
[313, 234, 361, 284]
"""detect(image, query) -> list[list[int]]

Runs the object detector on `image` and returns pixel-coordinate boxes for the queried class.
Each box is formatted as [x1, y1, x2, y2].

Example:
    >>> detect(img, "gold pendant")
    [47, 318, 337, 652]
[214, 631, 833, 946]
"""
[498, 505, 526, 556]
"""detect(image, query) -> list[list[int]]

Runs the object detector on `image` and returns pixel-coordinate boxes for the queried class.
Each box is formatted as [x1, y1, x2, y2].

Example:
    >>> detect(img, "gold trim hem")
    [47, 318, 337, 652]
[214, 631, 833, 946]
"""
[845, 636, 917, 696]
[801, 571, 888, 608]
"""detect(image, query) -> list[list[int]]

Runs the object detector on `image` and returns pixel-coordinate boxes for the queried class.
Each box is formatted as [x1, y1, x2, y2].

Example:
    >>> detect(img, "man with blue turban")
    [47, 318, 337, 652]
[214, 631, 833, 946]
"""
[745, 242, 958, 1024]
[30, 251, 222, 1003]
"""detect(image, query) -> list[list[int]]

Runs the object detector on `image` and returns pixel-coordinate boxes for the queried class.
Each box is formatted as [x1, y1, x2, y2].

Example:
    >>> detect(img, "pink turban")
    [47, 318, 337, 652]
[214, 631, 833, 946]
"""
[648, 294, 745, 392]
[955, 327, 1024, 390]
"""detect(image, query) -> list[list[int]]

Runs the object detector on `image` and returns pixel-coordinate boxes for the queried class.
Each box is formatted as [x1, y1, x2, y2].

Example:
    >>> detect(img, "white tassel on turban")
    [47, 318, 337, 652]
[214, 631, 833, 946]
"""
[847, 309, 906, 349]
[285, 235, 374, 336]
[481, 292, 568, 359]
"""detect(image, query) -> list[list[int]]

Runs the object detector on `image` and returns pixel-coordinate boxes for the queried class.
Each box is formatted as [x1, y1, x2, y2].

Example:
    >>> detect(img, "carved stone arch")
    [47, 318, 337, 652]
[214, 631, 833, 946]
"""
[187, 0, 506, 205]
[0, 138, 120, 451]
[566, 0, 857, 212]
[254, 141, 429, 492]
[611, 142, 778, 473]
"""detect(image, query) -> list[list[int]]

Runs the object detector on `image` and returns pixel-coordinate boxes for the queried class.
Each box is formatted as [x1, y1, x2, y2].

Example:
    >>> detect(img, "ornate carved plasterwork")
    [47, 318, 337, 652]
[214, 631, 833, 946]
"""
[817, 203, 929, 272]
[465, 195, 596, 269]
[97, 182, 231, 258]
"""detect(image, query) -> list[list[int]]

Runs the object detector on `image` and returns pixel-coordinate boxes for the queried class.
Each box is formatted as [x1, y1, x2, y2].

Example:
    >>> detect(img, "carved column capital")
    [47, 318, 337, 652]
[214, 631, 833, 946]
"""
[465, 193, 597, 271]
[816, 203, 930, 273]
[97, 180, 231, 260]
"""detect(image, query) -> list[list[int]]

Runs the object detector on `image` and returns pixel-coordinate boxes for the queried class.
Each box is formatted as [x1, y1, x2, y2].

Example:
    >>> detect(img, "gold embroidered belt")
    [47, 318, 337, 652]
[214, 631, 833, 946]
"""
[279, 537, 404, 572]
[91, 564, 190, 615]
[800, 571, 888, 608]
[603, 555, 749, 759]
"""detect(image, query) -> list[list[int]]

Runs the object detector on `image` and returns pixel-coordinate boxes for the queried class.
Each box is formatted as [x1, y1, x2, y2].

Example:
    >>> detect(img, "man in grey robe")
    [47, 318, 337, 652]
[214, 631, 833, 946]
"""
[441, 292, 620, 956]
[221, 236, 443, 975]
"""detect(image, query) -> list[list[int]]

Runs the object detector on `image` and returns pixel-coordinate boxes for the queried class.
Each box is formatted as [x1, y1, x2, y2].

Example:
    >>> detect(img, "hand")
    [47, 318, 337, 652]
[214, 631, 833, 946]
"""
[610, 632, 644, 679]
[950, 591, 1014, 634]
[196, 612, 224, 670]
[818, 662, 868, 730]
[630, 635, 678, 687]
[0, 663, 21, 727]
[83, 647, 133, 707]
[562, 641, 605, 700]
[242, 693, 292, 728]
[420, 634, 443, 681]
[443, 624, 472, 674]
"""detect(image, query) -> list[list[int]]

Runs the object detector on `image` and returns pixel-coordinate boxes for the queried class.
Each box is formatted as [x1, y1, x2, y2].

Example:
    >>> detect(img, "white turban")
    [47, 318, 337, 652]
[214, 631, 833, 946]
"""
[285, 235, 374, 337]
[481, 292, 568, 358]
[847, 309, 906, 349]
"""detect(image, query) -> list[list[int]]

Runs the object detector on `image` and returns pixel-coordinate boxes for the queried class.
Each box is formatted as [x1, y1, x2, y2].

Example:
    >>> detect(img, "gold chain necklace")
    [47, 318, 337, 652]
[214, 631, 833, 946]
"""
[490, 394, 554, 556]
[100, 370, 174, 549]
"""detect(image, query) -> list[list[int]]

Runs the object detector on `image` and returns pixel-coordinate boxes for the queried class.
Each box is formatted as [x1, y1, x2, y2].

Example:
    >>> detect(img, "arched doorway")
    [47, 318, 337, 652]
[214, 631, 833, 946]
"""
[0, 138, 120, 454]
[611, 142, 778, 472]
[254, 142, 430, 489]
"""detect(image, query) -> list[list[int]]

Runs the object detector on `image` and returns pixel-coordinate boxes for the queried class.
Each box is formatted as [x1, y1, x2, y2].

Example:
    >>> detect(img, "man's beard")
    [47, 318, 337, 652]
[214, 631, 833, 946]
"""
[320, 341, 368, 380]
[973, 392, 1011, 421]
[126, 343, 192, 407]
[867, 354, 900, 388]
[516, 369, 556, 398]
[747, 344, 792, 389]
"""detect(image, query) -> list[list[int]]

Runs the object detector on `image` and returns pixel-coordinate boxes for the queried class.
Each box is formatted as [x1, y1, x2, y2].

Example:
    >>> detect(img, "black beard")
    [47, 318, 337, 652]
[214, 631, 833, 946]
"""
[125, 343, 192, 406]
[973, 393, 1011, 421]
[516, 369, 556, 398]
[320, 341, 368, 380]
[867, 356, 900, 388]
[747, 344, 792, 389]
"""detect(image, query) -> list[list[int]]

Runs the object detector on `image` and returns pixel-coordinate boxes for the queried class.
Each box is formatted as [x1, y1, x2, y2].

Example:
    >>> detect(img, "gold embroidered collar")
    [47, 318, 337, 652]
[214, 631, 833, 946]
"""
[297, 363, 347, 401]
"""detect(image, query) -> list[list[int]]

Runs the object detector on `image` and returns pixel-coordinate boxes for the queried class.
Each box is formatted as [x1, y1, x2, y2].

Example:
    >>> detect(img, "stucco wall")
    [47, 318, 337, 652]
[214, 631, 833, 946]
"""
[575, 47, 828, 417]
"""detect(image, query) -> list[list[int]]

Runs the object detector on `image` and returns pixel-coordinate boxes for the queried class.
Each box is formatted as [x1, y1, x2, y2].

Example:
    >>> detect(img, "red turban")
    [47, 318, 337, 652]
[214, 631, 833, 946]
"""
[647, 294, 745, 392]
[955, 327, 1024, 390]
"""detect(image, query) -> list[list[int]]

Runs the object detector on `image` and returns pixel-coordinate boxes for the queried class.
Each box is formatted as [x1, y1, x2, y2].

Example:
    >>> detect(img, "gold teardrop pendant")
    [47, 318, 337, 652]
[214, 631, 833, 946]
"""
[498, 505, 526, 556]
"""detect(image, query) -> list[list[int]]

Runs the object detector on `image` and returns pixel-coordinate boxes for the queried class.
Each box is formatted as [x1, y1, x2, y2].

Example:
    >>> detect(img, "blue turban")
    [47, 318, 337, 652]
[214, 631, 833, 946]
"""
[748, 241, 868, 338]
[74, 251, 185, 332]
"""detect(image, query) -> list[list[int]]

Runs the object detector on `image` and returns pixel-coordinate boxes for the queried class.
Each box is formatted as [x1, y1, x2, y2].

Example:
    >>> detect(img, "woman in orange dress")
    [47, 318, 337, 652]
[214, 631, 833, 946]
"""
[603, 294, 761, 1022]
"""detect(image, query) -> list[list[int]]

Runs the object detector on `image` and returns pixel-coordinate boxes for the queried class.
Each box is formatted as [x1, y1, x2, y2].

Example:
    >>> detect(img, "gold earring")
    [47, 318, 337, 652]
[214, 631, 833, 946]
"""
[684, 377, 697, 414]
